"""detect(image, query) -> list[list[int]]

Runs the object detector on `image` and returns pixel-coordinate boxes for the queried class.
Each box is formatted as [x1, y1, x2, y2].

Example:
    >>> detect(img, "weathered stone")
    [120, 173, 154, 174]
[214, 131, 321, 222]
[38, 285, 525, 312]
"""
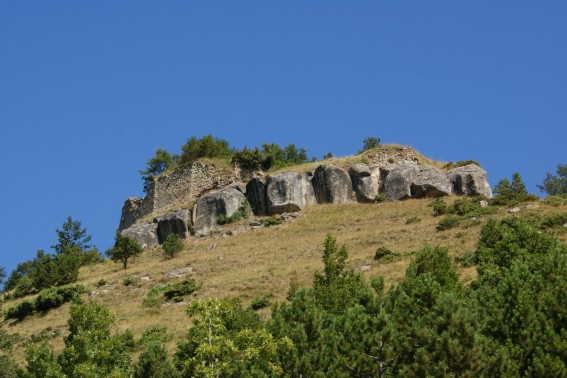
[508, 207, 521, 213]
[348, 164, 381, 203]
[312, 164, 354, 204]
[447, 164, 493, 199]
[192, 188, 249, 236]
[165, 267, 193, 278]
[410, 166, 452, 198]
[246, 178, 267, 216]
[480, 200, 489, 208]
[120, 223, 159, 249]
[228, 182, 246, 194]
[381, 165, 419, 201]
[156, 209, 191, 243]
[265, 172, 316, 214]
[118, 197, 143, 231]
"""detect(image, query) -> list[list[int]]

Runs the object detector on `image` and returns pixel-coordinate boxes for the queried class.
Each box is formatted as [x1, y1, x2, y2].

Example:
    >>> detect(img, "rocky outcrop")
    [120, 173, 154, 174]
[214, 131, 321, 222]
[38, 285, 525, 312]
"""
[156, 209, 191, 243]
[121, 223, 159, 249]
[348, 164, 381, 203]
[246, 178, 267, 216]
[381, 165, 419, 201]
[192, 188, 249, 236]
[312, 165, 354, 204]
[410, 166, 452, 198]
[265, 172, 316, 214]
[119, 198, 144, 231]
[447, 164, 492, 199]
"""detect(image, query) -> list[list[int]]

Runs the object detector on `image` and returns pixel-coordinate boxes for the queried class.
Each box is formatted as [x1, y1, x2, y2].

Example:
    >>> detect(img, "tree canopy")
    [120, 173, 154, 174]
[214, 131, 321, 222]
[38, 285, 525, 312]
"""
[538, 163, 567, 196]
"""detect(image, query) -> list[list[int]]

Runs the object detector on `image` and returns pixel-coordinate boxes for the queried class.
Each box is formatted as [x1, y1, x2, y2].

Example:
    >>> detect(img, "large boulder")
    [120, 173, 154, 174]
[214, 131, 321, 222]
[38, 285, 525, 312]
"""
[265, 172, 316, 214]
[120, 223, 159, 249]
[192, 188, 249, 236]
[156, 209, 191, 243]
[312, 164, 354, 204]
[381, 165, 419, 201]
[118, 197, 142, 231]
[246, 177, 267, 216]
[348, 163, 381, 203]
[447, 164, 493, 199]
[410, 166, 452, 198]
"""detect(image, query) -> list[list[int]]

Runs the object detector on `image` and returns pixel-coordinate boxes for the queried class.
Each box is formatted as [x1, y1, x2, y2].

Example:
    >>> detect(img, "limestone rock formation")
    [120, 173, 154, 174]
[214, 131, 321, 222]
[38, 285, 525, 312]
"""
[312, 164, 354, 204]
[246, 177, 267, 216]
[348, 163, 381, 203]
[410, 166, 452, 198]
[265, 172, 316, 214]
[381, 165, 419, 201]
[118, 197, 143, 231]
[156, 208, 191, 243]
[192, 187, 249, 236]
[120, 223, 159, 249]
[447, 164, 493, 199]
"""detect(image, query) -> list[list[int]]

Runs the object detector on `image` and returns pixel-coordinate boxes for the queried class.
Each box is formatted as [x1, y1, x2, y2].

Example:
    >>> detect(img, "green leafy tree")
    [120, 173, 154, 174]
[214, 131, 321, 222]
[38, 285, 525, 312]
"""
[176, 298, 290, 377]
[52, 216, 93, 255]
[106, 233, 143, 269]
[492, 172, 538, 205]
[538, 163, 567, 196]
[179, 135, 234, 166]
[0, 265, 5, 291]
[163, 234, 184, 259]
[362, 137, 381, 151]
[139, 148, 178, 193]
[0, 323, 21, 378]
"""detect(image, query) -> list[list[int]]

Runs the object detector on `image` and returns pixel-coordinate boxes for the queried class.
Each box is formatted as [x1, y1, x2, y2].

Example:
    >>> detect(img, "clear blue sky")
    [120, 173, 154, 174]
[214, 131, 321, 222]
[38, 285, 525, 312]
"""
[1, 1, 566, 277]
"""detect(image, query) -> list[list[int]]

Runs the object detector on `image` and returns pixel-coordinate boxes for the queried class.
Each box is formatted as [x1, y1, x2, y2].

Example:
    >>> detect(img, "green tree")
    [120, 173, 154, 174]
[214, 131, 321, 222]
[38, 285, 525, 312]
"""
[179, 135, 233, 166]
[52, 216, 93, 255]
[492, 172, 537, 206]
[135, 341, 180, 378]
[0, 265, 5, 291]
[163, 234, 184, 259]
[106, 233, 143, 269]
[538, 163, 567, 196]
[313, 235, 369, 314]
[362, 137, 381, 151]
[139, 148, 178, 193]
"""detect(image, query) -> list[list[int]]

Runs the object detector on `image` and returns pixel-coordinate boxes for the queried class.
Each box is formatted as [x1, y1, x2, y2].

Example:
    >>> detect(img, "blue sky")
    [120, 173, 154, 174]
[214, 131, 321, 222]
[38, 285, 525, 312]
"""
[1, 1, 566, 277]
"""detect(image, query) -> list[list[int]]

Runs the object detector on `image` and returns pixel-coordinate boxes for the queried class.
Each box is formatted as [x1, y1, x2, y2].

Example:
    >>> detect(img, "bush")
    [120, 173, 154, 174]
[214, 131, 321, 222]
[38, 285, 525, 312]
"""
[179, 135, 234, 166]
[429, 198, 448, 216]
[540, 213, 567, 229]
[361, 137, 381, 151]
[163, 234, 184, 259]
[405, 216, 421, 225]
[123, 276, 141, 287]
[147, 278, 200, 302]
[216, 201, 250, 225]
[249, 295, 272, 311]
[5, 285, 87, 321]
[230, 147, 263, 170]
[374, 247, 399, 263]
[542, 195, 567, 207]
[374, 194, 387, 203]
[95, 279, 107, 288]
[443, 160, 481, 170]
[261, 216, 283, 227]
[454, 251, 477, 267]
[491, 173, 539, 206]
[436, 215, 461, 231]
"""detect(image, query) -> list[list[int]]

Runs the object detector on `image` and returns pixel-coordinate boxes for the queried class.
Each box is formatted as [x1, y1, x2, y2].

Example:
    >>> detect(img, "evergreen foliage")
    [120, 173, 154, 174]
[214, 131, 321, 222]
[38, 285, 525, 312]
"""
[52, 216, 94, 255]
[492, 172, 539, 205]
[179, 135, 234, 166]
[361, 137, 381, 151]
[538, 163, 567, 196]
[139, 148, 178, 193]
[162, 234, 184, 259]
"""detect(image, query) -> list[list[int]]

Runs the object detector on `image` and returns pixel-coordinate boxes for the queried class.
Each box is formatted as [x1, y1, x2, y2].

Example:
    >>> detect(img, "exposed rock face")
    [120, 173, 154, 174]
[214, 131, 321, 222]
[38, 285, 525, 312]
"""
[118, 197, 143, 231]
[156, 209, 191, 243]
[348, 163, 381, 203]
[381, 165, 419, 201]
[312, 164, 354, 204]
[120, 223, 159, 249]
[410, 166, 452, 198]
[246, 177, 267, 216]
[265, 172, 316, 214]
[192, 188, 248, 236]
[447, 164, 493, 199]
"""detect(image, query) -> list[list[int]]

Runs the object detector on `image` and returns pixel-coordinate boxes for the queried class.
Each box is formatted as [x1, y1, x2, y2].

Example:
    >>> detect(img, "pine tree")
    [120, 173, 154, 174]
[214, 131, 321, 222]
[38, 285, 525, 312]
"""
[52, 216, 93, 254]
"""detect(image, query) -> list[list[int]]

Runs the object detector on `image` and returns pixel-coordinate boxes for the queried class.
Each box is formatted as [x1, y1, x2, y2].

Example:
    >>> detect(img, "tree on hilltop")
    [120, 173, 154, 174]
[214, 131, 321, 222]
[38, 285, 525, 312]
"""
[106, 233, 143, 269]
[538, 163, 567, 196]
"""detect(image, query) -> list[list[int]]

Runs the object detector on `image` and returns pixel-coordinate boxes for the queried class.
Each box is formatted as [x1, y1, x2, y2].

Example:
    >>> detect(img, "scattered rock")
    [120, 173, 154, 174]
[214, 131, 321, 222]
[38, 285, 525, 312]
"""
[140, 276, 152, 281]
[208, 243, 217, 251]
[248, 221, 262, 227]
[192, 188, 249, 236]
[312, 164, 354, 204]
[165, 267, 193, 278]
[446, 164, 493, 199]
[348, 164, 381, 203]
[360, 265, 372, 272]
[265, 172, 316, 214]
[410, 166, 452, 198]
[246, 178, 267, 216]
[563, 223, 567, 228]
[508, 207, 521, 213]
[480, 200, 489, 208]
[120, 223, 159, 249]
[156, 209, 191, 243]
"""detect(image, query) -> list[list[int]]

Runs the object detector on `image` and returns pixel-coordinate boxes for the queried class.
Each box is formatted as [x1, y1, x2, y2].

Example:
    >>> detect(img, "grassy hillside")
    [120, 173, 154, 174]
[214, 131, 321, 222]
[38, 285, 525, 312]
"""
[3, 192, 567, 365]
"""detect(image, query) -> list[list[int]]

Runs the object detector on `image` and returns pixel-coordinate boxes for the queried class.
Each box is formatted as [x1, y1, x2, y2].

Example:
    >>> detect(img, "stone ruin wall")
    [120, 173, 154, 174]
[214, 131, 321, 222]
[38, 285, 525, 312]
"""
[119, 162, 239, 230]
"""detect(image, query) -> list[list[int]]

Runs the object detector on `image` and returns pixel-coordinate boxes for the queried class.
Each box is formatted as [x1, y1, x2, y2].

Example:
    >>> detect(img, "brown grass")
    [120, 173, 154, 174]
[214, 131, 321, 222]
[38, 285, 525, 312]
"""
[4, 196, 567, 364]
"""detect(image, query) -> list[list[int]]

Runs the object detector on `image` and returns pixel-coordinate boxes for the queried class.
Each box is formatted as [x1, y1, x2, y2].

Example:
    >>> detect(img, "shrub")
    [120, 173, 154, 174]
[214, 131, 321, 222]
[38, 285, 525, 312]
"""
[4, 300, 34, 321]
[216, 201, 250, 225]
[261, 216, 283, 227]
[540, 213, 567, 229]
[230, 147, 263, 170]
[5, 285, 87, 321]
[542, 195, 566, 207]
[454, 251, 477, 267]
[436, 215, 461, 231]
[361, 137, 381, 151]
[139, 326, 171, 345]
[249, 295, 272, 311]
[179, 135, 233, 166]
[491, 173, 539, 206]
[429, 198, 448, 216]
[142, 297, 161, 309]
[95, 279, 107, 288]
[163, 234, 184, 259]
[443, 160, 481, 170]
[405, 216, 421, 225]
[162, 279, 199, 301]
[374, 194, 387, 203]
[373, 247, 399, 263]
[123, 276, 141, 287]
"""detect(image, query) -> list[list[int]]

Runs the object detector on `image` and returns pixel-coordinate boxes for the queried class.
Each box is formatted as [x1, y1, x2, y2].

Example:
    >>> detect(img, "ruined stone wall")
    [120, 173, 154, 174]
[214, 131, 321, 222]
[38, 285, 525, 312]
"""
[119, 162, 238, 230]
